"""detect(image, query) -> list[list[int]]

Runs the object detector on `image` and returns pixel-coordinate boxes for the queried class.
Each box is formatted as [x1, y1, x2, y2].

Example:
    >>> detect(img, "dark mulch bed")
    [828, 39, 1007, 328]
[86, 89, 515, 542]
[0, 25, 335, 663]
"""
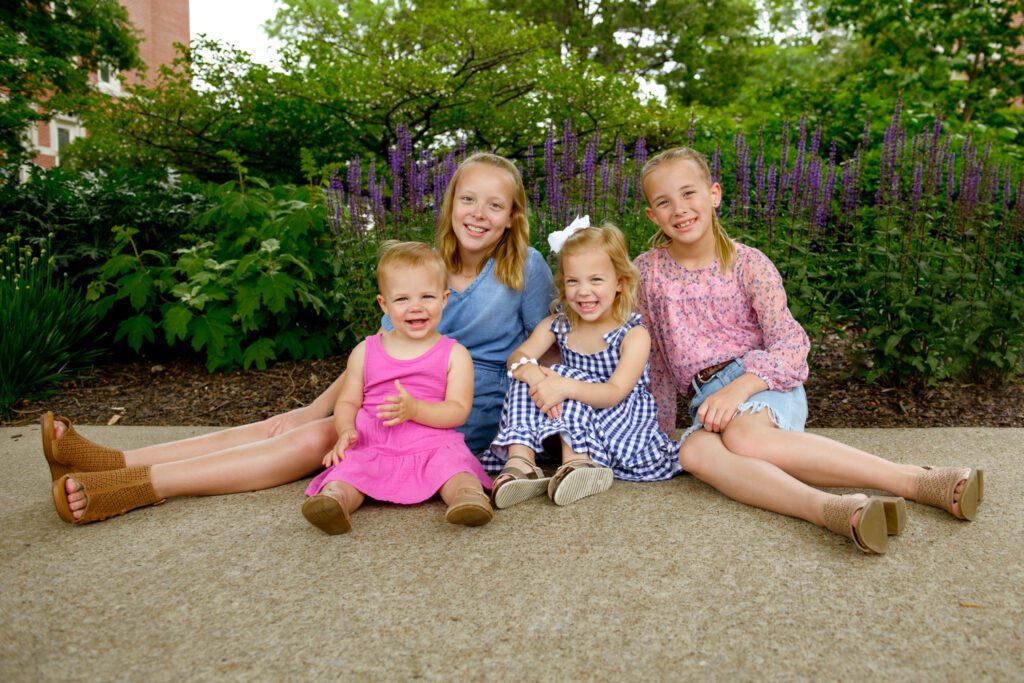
[4, 333, 1022, 428]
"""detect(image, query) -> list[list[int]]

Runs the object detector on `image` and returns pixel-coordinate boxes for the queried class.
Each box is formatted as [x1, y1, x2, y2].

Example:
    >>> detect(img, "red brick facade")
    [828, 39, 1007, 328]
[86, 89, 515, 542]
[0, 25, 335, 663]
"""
[29, 0, 189, 169]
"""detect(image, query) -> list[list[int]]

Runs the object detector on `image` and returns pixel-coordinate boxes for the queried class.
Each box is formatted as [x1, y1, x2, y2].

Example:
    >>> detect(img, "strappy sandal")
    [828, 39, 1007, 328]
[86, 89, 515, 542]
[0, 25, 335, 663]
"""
[52, 466, 164, 525]
[445, 487, 494, 527]
[40, 411, 125, 482]
[302, 490, 353, 535]
[822, 495, 900, 554]
[491, 455, 551, 509]
[547, 459, 613, 507]
[916, 466, 984, 520]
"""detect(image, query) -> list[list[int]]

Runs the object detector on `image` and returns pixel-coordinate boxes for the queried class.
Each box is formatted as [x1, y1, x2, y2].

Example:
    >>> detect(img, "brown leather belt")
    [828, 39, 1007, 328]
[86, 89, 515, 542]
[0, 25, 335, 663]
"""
[694, 360, 733, 387]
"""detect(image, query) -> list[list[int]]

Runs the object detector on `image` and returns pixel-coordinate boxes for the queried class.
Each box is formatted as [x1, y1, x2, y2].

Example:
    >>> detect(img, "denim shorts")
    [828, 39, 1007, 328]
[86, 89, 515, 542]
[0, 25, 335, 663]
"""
[679, 358, 807, 443]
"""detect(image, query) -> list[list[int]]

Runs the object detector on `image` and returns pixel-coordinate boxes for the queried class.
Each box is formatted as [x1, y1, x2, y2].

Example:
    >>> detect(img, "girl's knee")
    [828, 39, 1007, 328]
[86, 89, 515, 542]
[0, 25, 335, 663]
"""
[721, 412, 773, 457]
[678, 432, 715, 475]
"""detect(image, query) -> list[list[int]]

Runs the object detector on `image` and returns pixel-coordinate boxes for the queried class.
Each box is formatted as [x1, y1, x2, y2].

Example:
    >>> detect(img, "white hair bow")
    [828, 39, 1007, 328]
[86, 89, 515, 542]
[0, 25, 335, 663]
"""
[547, 215, 591, 254]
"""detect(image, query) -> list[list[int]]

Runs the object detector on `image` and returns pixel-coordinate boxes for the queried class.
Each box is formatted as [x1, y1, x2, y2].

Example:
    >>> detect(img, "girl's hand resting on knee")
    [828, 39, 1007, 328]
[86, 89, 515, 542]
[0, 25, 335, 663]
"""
[697, 382, 746, 433]
[377, 380, 418, 426]
[324, 429, 358, 467]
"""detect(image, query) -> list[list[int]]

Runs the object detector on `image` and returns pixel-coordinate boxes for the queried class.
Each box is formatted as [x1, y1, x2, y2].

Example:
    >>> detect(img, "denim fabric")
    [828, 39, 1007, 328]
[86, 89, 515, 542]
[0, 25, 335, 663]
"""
[680, 358, 808, 443]
[383, 247, 555, 452]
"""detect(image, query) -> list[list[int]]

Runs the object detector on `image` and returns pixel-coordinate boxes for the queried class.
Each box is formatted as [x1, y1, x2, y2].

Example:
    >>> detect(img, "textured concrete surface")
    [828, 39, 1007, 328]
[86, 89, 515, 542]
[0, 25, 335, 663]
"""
[1, 426, 1021, 681]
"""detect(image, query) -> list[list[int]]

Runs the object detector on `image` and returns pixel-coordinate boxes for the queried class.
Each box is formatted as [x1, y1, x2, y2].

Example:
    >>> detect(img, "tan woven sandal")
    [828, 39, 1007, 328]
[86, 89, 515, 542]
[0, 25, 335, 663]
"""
[302, 491, 353, 535]
[52, 466, 164, 525]
[547, 459, 613, 507]
[40, 411, 125, 482]
[445, 487, 494, 527]
[491, 454, 550, 509]
[874, 496, 907, 535]
[916, 466, 984, 520]
[822, 495, 891, 554]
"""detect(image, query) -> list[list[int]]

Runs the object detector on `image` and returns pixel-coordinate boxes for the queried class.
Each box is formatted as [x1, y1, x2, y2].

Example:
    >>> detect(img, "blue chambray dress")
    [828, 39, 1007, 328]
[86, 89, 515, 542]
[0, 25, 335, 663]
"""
[483, 312, 681, 482]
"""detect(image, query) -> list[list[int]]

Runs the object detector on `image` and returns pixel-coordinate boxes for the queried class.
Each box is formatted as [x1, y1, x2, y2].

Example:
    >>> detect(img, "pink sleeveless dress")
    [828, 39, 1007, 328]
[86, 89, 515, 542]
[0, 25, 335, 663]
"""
[305, 334, 491, 503]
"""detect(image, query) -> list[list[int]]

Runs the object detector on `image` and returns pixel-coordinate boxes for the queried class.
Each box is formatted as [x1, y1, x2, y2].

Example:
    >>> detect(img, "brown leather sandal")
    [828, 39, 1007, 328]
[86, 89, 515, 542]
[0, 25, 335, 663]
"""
[491, 454, 550, 509]
[822, 495, 892, 554]
[52, 466, 164, 525]
[546, 459, 613, 507]
[445, 487, 494, 527]
[916, 466, 984, 520]
[40, 411, 125, 481]
[302, 491, 353, 535]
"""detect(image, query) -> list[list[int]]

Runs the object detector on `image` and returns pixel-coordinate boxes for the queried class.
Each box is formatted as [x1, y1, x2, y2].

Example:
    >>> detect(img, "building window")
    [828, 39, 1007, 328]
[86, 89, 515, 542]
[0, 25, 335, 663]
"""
[57, 127, 71, 151]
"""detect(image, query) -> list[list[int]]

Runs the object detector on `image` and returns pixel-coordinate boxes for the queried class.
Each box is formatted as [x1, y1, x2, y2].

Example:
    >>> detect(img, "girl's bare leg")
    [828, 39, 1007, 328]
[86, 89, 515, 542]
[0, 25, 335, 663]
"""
[317, 480, 365, 515]
[62, 418, 338, 517]
[720, 410, 923, 498]
[680, 429, 832, 526]
[438, 472, 487, 505]
[51, 414, 304, 466]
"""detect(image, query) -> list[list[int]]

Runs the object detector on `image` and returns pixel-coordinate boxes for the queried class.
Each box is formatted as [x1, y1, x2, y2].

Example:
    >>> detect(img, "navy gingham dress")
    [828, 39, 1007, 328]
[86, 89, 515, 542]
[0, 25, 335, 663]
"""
[482, 312, 681, 482]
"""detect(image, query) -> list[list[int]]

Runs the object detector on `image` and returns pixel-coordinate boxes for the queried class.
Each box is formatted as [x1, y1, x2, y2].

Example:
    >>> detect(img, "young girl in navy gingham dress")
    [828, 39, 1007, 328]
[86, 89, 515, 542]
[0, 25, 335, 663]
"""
[483, 223, 678, 509]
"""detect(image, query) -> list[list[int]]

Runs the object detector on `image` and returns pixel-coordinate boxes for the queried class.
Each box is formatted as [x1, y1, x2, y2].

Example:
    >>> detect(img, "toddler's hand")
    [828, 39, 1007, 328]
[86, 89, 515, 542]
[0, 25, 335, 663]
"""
[529, 368, 571, 416]
[323, 429, 358, 467]
[697, 383, 745, 433]
[377, 380, 418, 426]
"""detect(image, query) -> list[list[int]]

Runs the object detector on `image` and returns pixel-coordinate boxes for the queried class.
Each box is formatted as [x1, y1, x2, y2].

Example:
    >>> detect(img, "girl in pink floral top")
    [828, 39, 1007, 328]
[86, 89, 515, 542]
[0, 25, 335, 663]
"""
[636, 147, 984, 554]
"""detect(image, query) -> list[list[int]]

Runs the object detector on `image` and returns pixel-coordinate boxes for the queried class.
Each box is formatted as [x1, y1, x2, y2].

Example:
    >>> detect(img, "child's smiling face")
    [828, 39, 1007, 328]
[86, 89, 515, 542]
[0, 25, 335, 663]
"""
[377, 264, 449, 340]
[643, 159, 721, 255]
[450, 164, 514, 262]
[561, 247, 621, 324]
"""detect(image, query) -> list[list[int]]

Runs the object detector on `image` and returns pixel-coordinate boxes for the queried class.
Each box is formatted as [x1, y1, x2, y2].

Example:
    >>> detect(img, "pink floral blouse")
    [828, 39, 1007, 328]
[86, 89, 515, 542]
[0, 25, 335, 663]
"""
[635, 243, 810, 432]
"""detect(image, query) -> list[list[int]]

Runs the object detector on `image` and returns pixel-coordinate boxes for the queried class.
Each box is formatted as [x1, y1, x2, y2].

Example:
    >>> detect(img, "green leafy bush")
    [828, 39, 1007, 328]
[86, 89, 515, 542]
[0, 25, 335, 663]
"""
[0, 166, 208, 284]
[0, 234, 103, 418]
[87, 179, 365, 371]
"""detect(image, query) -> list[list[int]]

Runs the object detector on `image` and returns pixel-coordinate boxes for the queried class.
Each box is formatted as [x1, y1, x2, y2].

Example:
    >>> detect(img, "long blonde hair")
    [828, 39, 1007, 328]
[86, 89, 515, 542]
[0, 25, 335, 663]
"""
[435, 153, 529, 291]
[641, 147, 736, 272]
[555, 224, 638, 330]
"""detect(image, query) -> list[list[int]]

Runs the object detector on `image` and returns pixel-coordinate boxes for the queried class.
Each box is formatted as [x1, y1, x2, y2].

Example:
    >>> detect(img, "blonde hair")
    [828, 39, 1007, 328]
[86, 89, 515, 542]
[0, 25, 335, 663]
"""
[435, 153, 529, 291]
[555, 224, 639, 330]
[640, 147, 736, 272]
[376, 240, 448, 293]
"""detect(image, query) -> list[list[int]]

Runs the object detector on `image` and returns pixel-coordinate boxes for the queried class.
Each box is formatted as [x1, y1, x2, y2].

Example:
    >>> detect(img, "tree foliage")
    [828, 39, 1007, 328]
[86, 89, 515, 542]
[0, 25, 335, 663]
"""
[0, 0, 140, 164]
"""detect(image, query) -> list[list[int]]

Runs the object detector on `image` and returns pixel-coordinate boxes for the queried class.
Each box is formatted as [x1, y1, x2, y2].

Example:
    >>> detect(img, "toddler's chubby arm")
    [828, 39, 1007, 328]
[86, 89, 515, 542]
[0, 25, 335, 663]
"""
[323, 341, 367, 467]
[377, 343, 475, 429]
[506, 315, 558, 389]
[529, 325, 651, 414]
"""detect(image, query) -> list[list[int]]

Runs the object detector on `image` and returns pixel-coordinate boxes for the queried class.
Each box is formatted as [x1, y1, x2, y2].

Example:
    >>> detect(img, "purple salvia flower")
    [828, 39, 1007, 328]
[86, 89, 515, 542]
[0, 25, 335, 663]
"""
[909, 161, 924, 226]
[809, 124, 822, 160]
[600, 157, 610, 217]
[755, 127, 765, 219]
[582, 132, 599, 216]
[326, 171, 345, 232]
[526, 145, 535, 187]
[821, 152, 837, 240]
[765, 163, 778, 236]
[633, 136, 648, 208]
[346, 157, 363, 233]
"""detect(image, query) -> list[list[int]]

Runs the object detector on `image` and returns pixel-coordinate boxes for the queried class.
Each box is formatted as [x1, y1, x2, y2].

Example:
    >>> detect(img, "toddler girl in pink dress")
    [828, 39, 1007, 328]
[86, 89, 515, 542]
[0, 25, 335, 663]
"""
[302, 241, 492, 534]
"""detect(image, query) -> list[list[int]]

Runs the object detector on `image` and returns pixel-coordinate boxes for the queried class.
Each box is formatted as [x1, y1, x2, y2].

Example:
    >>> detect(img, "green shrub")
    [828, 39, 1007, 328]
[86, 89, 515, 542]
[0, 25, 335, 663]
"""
[0, 234, 103, 418]
[88, 179, 357, 371]
[0, 166, 208, 284]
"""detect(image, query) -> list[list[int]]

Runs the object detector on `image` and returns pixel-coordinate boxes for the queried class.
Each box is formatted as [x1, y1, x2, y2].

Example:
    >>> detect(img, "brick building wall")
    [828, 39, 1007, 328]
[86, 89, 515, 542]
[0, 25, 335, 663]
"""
[29, 0, 189, 169]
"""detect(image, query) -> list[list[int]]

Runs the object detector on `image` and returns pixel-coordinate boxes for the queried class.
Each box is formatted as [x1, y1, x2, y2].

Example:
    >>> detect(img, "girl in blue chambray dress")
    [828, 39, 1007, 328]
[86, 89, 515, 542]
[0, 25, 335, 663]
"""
[483, 223, 679, 509]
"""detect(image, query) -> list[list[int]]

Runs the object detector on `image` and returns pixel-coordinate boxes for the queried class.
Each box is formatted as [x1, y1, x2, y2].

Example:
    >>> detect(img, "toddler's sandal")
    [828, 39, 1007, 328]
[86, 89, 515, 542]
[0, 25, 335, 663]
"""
[547, 460, 613, 507]
[491, 455, 550, 509]
[445, 488, 493, 527]
[302, 493, 352, 535]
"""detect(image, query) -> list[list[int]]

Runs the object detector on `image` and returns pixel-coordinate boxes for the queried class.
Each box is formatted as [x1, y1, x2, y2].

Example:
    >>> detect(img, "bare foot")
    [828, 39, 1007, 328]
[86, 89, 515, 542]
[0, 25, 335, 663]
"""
[950, 470, 969, 518]
[63, 476, 88, 520]
[53, 419, 67, 441]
